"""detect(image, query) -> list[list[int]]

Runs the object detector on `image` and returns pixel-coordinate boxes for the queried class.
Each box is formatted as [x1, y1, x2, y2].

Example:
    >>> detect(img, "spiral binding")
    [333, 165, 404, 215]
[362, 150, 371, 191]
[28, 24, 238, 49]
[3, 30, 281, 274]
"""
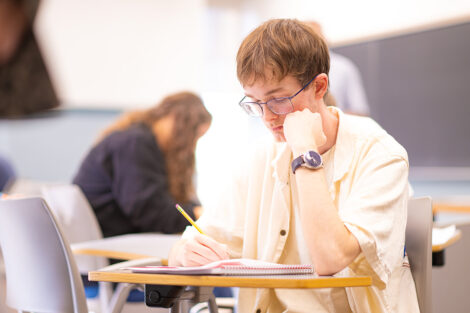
[215, 264, 314, 276]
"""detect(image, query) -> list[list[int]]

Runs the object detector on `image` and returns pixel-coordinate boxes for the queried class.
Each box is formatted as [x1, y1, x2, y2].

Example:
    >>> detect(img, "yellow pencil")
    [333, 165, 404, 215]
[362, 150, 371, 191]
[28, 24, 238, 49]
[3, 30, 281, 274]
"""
[175, 204, 206, 235]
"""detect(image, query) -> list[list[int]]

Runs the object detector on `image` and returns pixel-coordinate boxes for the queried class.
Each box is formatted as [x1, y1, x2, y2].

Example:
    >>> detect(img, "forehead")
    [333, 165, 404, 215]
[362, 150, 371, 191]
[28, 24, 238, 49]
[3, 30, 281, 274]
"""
[243, 75, 300, 98]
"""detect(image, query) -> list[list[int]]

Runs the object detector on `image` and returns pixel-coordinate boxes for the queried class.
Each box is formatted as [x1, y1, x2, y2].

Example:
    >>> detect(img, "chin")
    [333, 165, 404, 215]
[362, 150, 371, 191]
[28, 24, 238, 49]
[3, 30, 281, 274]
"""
[272, 132, 286, 142]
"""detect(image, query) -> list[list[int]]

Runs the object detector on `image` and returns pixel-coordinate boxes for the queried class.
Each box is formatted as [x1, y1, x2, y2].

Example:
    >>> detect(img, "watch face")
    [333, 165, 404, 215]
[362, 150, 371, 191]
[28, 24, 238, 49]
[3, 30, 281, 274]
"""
[304, 151, 322, 168]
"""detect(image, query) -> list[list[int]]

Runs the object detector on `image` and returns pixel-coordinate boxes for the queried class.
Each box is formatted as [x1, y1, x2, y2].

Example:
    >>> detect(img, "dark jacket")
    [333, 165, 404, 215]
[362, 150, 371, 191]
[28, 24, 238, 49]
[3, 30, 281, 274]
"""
[73, 123, 197, 237]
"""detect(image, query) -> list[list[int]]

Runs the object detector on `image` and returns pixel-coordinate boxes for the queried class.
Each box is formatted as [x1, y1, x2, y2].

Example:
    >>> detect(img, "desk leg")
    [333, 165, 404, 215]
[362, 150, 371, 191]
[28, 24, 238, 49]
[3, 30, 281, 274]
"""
[172, 292, 218, 313]
[433, 250, 445, 266]
[206, 293, 218, 313]
[172, 299, 190, 313]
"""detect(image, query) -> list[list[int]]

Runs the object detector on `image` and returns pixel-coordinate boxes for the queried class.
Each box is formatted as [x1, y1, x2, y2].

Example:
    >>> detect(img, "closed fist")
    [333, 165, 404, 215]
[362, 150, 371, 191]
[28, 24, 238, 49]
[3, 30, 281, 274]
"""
[283, 109, 326, 151]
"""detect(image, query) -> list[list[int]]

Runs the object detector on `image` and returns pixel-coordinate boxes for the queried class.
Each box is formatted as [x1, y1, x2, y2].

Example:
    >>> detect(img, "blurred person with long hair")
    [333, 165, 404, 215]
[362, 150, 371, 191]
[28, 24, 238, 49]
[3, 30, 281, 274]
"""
[73, 91, 211, 237]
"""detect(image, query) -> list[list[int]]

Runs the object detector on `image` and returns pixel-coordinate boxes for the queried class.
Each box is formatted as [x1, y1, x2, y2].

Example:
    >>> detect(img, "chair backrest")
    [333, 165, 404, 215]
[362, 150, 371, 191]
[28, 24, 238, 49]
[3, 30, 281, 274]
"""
[0, 197, 88, 313]
[41, 183, 104, 243]
[406, 197, 433, 313]
[41, 183, 107, 271]
[0, 155, 15, 191]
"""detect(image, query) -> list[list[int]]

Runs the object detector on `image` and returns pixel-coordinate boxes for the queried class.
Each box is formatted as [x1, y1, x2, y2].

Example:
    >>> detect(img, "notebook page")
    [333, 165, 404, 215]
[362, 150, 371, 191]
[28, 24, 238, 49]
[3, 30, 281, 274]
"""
[126, 258, 314, 276]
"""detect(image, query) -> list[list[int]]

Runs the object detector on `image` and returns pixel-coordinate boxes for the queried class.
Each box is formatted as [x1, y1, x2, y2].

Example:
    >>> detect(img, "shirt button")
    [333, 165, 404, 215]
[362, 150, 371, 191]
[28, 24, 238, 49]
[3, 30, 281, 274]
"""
[280, 229, 286, 236]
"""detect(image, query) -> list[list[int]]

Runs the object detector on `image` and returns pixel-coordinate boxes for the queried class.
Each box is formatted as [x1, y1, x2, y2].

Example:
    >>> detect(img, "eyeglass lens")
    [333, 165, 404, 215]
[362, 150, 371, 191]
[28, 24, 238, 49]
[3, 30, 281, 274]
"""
[241, 98, 293, 116]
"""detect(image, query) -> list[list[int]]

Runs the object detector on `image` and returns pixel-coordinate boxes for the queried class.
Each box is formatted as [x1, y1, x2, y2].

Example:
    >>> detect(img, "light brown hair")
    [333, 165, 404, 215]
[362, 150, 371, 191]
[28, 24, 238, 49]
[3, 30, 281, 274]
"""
[99, 91, 211, 203]
[236, 19, 330, 87]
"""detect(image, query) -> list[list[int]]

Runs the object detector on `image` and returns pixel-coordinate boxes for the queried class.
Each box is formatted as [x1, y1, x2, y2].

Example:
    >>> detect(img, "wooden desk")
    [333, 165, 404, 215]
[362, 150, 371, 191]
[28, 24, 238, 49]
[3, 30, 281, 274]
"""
[89, 270, 371, 289]
[89, 270, 371, 312]
[433, 202, 470, 214]
[431, 200, 467, 265]
[73, 248, 155, 261]
[71, 233, 180, 262]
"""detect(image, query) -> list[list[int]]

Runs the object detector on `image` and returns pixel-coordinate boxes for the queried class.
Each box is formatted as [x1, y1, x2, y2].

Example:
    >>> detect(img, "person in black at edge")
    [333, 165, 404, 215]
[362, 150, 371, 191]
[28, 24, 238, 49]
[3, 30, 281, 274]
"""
[73, 91, 211, 237]
[0, 0, 58, 117]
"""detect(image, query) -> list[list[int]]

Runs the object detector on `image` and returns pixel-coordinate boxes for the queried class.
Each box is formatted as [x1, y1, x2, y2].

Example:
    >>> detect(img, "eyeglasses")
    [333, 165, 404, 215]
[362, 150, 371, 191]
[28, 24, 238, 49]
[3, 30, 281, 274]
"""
[238, 75, 318, 117]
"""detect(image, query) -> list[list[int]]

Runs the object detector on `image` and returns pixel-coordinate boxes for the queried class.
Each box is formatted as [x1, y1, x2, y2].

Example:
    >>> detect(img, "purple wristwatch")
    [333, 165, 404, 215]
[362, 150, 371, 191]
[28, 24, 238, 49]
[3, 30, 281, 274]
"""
[291, 150, 323, 173]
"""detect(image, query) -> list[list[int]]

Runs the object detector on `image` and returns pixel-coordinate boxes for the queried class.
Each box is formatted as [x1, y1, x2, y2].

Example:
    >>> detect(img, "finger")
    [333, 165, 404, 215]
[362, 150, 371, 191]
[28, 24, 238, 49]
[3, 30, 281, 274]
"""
[194, 234, 229, 260]
[183, 243, 225, 267]
[192, 248, 221, 265]
[197, 234, 229, 260]
[179, 240, 215, 267]
[183, 250, 214, 267]
[193, 235, 228, 260]
[187, 239, 223, 262]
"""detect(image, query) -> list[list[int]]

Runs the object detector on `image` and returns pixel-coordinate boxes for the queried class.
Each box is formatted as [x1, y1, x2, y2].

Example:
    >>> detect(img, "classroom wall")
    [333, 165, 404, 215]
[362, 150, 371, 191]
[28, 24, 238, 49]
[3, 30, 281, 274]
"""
[0, 110, 120, 182]
[3, 1, 470, 188]
[35, 0, 206, 109]
[333, 20, 470, 171]
[33, 0, 470, 109]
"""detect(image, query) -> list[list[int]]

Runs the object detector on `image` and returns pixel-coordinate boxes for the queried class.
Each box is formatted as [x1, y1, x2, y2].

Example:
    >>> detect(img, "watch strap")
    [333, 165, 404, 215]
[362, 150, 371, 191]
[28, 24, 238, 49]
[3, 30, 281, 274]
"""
[291, 151, 323, 174]
[291, 155, 305, 174]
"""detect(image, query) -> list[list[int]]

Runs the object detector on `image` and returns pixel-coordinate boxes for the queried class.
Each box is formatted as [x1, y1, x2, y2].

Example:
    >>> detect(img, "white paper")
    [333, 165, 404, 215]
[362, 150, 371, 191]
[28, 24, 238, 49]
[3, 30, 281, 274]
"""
[432, 224, 457, 246]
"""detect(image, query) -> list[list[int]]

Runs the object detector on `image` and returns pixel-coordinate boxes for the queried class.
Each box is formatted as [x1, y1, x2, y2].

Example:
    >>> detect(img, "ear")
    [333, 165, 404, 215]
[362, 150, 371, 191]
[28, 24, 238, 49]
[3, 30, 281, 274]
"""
[313, 73, 329, 100]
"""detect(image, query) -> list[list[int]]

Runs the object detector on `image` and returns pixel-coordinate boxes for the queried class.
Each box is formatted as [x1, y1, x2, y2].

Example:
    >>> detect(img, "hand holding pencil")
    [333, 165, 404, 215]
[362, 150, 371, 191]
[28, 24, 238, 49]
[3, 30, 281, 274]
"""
[172, 203, 229, 267]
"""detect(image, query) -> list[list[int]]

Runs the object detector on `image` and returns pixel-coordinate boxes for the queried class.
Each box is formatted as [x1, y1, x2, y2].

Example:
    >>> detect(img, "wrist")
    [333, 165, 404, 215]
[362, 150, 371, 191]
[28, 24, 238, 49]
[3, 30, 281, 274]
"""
[169, 239, 186, 266]
[291, 149, 323, 173]
[292, 143, 319, 156]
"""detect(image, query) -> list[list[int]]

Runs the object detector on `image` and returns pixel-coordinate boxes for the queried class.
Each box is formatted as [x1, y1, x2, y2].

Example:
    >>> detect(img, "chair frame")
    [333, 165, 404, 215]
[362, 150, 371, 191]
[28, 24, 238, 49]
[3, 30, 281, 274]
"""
[406, 196, 433, 313]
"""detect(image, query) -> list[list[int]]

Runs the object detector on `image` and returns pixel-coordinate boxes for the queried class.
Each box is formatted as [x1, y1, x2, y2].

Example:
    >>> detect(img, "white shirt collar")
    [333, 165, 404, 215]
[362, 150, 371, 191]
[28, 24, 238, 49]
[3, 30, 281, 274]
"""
[329, 106, 355, 182]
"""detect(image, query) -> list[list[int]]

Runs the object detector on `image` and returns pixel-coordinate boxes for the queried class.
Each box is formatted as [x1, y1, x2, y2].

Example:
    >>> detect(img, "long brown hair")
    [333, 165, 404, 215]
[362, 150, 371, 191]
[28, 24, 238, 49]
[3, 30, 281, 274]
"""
[99, 91, 211, 203]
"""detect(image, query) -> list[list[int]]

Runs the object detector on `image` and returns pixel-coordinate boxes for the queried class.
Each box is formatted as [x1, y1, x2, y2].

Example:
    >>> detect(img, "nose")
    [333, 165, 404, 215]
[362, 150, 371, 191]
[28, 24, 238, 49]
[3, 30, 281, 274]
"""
[261, 104, 278, 122]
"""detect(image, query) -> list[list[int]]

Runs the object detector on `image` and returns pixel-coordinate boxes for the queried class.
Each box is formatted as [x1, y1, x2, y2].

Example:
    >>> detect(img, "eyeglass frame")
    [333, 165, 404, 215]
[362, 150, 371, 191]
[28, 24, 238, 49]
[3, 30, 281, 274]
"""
[238, 74, 319, 117]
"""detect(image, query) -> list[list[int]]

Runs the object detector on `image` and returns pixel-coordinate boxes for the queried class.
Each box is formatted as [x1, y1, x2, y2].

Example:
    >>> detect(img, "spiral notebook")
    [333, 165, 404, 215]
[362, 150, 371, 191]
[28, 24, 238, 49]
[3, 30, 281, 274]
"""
[126, 258, 314, 276]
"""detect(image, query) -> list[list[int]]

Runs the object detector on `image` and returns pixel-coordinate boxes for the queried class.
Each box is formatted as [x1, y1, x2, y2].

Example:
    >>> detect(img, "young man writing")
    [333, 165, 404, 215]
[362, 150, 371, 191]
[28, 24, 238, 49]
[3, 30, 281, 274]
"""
[169, 19, 419, 312]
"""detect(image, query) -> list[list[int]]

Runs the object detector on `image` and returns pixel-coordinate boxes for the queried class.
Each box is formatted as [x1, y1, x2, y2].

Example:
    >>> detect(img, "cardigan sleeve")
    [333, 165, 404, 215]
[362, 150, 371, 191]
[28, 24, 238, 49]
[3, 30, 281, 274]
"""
[110, 132, 197, 234]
